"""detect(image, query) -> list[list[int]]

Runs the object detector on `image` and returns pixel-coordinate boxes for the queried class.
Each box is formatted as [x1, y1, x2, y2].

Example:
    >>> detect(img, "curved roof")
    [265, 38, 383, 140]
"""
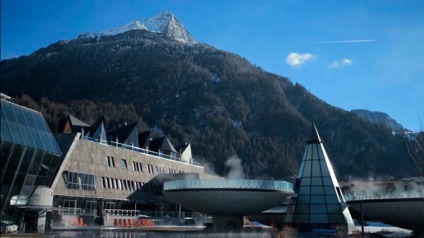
[347, 197, 424, 232]
[163, 179, 293, 216]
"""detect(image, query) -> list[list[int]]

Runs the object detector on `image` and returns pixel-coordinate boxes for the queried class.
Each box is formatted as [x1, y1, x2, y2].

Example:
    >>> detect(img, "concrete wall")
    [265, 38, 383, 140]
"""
[53, 136, 217, 201]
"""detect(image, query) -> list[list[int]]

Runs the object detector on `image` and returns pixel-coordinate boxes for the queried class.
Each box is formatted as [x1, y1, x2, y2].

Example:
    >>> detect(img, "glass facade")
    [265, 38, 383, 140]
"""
[62, 171, 96, 191]
[0, 99, 62, 221]
[285, 126, 354, 230]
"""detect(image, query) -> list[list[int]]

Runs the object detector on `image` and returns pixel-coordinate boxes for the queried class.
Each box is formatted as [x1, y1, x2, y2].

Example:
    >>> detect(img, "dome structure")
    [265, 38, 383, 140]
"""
[163, 179, 294, 231]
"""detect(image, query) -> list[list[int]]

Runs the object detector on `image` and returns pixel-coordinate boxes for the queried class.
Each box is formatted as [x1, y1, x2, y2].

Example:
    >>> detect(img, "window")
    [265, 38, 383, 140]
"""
[106, 156, 115, 167]
[121, 159, 127, 169]
[147, 164, 154, 174]
[106, 177, 111, 188]
[63, 171, 96, 191]
[132, 161, 143, 172]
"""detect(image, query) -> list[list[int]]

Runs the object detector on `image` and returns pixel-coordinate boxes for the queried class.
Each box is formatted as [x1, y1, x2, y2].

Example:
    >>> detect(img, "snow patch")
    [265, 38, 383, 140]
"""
[79, 12, 196, 44]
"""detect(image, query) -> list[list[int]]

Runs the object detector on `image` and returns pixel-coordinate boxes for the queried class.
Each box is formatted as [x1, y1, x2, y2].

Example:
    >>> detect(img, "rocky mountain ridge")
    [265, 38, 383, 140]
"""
[78, 12, 196, 44]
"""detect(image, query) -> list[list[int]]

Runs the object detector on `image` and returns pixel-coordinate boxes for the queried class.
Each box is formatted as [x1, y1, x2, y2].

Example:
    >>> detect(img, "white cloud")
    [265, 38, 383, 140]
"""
[328, 58, 352, 68]
[286, 53, 316, 67]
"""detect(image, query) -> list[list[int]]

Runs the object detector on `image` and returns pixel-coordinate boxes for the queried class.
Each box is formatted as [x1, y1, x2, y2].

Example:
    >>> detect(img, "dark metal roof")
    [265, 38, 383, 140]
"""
[68, 115, 90, 128]
[149, 136, 177, 153]
[109, 121, 138, 143]
[88, 115, 105, 137]
[175, 142, 190, 153]
[138, 130, 151, 148]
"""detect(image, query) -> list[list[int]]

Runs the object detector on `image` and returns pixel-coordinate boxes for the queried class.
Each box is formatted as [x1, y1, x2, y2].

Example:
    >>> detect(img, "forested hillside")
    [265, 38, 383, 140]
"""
[2, 29, 422, 180]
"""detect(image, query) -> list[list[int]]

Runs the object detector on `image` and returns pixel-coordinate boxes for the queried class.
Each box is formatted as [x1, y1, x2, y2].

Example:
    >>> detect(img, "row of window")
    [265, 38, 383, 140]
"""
[107, 155, 184, 175]
[100, 176, 160, 194]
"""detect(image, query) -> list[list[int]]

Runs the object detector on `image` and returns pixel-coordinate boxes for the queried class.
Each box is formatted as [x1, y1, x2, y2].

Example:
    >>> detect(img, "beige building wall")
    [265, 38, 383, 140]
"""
[53, 134, 217, 201]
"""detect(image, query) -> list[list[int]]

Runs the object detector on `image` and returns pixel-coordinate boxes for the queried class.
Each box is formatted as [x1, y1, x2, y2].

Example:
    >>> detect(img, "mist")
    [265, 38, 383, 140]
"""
[224, 155, 245, 179]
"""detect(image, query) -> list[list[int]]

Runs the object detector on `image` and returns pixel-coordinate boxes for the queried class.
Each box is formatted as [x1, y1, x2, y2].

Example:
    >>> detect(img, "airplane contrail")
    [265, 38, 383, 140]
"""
[309, 39, 375, 44]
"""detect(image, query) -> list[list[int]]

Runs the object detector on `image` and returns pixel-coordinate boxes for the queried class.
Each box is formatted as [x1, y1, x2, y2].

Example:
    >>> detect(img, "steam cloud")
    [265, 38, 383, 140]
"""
[225, 155, 245, 179]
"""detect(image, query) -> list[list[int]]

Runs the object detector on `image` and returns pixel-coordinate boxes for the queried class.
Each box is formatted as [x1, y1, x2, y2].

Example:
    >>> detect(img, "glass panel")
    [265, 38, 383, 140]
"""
[121, 159, 127, 169]
[38, 153, 53, 176]
[3, 102, 24, 145]
[295, 204, 309, 213]
[305, 146, 313, 161]
[323, 177, 333, 186]
[1, 108, 13, 143]
[41, 117, 61, 154]
[303, 159, 311, 177]
[297, 195, 310, 204]
[6, 144, 24, 172]
[311, 186, 325, 195]
[34, 176, 45, 186]
[327, 205, 341, 213]
[311, 160, 321, 176]
[310, 195, 326, 204]
[324, 186, 336, 195]
[0, 142, 13, 171]
[310, 204, 327, 213]
[326, 195, 340, 204]
[299, 186, 311, 195]
[320, 161, 330, 176]
[23, 109, 44, 149]
[311, 178, 323, 186]
[18, 147, 35, 174]
[33, 113, 53, 152]
[310, 214, 328, 223]
[301, 177, 310, 186]
[293, 214, 309, 223]
[12, 105, 34, 147]
[313, 145, 320, 161]
[2, 171, 15, 185]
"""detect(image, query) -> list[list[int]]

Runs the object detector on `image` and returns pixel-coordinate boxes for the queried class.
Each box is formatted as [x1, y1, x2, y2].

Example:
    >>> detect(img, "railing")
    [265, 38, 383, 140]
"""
[163, 179, 294, 191]
[81, 136, 198, 166]
[345, 194, 424, 201]
[51, 207, 97, 216]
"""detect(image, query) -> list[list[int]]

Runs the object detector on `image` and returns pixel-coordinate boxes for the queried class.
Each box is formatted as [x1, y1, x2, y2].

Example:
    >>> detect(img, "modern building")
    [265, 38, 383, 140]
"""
[1, 98, 63, 231]
[284, 125, 354, 234]
[1, 97, 219, 232]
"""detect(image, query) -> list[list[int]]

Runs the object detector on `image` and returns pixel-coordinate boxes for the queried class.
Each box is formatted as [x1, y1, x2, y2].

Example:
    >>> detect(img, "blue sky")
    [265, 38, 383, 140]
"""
[1, 0, 423, 131]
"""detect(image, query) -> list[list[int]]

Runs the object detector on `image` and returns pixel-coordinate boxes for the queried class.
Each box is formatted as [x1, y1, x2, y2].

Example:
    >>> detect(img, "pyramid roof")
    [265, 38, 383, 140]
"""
[149, 136, 177, 153]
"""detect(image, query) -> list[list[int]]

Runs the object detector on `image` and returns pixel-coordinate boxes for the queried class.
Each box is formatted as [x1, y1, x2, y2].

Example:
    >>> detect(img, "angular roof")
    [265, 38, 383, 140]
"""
[109, 121, 138, 143]
[68, 115, 90, 128]
[175, 142, 190, 153]
[149, 136, 177, 153]
[88, 115, 106, 138]
[138, 130, 151, 148]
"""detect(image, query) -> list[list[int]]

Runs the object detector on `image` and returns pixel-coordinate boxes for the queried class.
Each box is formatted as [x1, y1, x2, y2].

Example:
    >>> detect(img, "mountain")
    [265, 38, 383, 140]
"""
[351, 109, 405, 132]
[1, 12, 422, 180]
[78, 12, 196, 44]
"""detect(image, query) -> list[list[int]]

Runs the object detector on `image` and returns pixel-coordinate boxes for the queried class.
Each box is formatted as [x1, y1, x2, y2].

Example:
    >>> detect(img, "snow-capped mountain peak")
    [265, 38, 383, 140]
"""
[78, 12, 196, 44]
[142, 11, 174, 32]
[79, 21, 147, 39]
